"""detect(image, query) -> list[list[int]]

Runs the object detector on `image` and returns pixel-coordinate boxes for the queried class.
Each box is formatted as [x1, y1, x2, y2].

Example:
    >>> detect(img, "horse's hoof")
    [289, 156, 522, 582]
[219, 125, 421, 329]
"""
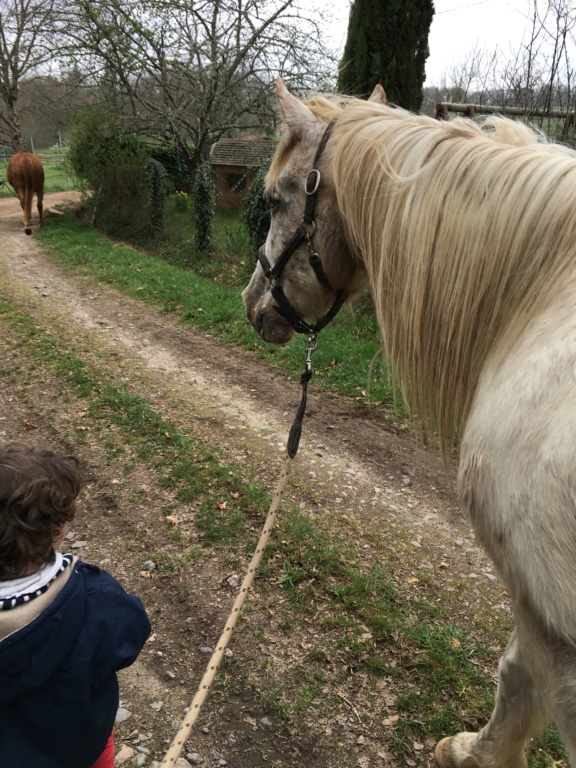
[435, 736, 528, 768]
[435, 738, 457, 768]
[24, 228, 32, 235]
[434, 735, 479, 768]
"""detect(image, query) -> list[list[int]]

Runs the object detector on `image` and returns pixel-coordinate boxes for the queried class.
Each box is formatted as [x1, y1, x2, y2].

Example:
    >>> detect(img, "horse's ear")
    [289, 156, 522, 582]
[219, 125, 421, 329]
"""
[276, 77, 322, 141]
[368, 84, 387, 104]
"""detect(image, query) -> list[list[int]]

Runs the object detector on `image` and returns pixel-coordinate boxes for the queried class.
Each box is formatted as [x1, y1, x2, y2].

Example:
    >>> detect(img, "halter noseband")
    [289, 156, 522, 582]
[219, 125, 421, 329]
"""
[257, 120, 348, 336]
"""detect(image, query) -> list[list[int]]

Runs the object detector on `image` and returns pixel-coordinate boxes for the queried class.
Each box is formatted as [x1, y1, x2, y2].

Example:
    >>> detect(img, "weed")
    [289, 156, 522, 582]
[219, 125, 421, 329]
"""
[150, 550, 200, 574]
[255, 683, 290, 719]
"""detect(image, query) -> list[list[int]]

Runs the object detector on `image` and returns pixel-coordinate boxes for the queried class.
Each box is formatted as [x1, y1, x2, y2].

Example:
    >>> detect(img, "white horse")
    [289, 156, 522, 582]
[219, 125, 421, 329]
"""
[243, 79, 576, 767]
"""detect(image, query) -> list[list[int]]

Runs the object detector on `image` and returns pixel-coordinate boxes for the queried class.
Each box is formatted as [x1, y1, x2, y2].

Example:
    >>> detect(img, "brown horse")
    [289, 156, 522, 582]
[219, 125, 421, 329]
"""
[7, 152, 45, 235]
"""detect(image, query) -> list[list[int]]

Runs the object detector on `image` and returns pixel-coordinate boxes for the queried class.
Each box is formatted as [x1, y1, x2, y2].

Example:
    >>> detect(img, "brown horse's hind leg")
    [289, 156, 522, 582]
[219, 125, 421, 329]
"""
[37, 188, 44, 227]
[16, 190, 25, 215]
[23, 184, 33, 235]
[14, 188, 31, 235]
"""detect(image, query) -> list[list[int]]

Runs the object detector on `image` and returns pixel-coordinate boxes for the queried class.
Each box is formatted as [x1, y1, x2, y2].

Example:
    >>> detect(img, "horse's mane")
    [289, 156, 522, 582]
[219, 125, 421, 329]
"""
[300, 98, 576, 457]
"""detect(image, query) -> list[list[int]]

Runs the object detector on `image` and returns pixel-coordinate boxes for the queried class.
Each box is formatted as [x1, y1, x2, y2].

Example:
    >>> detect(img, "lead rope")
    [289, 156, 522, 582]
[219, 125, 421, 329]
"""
[160, 334, 318, 768]
[0, 179, 17, 198]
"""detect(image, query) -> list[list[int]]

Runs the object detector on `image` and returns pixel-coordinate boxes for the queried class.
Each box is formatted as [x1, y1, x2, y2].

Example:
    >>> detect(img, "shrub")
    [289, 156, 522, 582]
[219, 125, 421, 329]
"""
[150, 146, 192, 192]
[172, 190, 189, 211]
[69, 109, 152, 237]
[242, 159, 271, 254]
[69, 110, 145, 192]
[193, 162, 216, 252]
[145, 159, 168, 232]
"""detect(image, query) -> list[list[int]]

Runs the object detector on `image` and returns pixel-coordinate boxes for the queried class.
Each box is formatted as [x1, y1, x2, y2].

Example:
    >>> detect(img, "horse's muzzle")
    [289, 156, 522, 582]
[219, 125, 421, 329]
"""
[253, 304, 294, 344]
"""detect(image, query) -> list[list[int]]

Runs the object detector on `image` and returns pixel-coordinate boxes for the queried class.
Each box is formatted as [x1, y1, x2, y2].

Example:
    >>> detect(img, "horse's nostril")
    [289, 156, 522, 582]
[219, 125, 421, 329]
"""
[256, 311, 265, 332]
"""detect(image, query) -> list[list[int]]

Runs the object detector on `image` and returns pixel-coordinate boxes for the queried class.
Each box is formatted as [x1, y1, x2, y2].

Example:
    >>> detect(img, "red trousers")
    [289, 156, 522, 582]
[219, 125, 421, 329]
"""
[89, 732, 114, 768]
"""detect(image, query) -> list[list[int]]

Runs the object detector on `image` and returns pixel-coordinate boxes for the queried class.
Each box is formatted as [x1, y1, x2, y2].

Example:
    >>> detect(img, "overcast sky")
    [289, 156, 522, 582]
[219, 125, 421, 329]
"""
[320, 0, 534, 85]
[425, 0, 532, 83]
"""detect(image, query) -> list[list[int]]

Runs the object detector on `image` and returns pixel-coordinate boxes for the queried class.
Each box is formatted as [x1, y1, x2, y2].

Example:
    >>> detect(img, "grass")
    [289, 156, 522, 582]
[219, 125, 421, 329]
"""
[157, 197, 253, 286]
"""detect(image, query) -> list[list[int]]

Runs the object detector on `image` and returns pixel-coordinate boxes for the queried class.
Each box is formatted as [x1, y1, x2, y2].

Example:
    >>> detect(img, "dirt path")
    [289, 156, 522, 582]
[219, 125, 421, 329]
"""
[0, 194, 512, 768]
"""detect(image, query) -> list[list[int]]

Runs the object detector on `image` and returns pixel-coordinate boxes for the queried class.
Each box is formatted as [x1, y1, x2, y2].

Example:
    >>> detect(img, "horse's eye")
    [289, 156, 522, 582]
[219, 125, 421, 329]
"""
[270, 196, 282, 211]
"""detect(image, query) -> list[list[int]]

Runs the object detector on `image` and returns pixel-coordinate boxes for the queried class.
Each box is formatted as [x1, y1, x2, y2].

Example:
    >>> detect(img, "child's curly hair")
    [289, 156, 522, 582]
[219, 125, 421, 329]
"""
[0, 443, 84, 579]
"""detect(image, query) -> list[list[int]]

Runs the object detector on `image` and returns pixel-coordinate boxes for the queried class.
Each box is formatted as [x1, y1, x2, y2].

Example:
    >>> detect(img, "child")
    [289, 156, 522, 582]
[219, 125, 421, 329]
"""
[0, 443, 151, 768]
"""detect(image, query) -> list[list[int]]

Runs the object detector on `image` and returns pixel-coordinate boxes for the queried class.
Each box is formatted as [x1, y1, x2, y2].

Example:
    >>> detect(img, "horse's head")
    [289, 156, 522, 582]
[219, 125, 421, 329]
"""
[242, 79, 383, 344]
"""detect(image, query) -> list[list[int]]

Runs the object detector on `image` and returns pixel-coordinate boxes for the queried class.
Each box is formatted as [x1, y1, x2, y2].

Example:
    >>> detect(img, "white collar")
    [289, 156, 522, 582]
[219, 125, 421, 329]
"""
[0, 552, 68, 600]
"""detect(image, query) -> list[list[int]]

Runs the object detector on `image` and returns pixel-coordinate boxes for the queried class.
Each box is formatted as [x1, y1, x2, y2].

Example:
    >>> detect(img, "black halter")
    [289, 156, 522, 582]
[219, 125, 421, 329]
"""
[257, 120, 348, 336]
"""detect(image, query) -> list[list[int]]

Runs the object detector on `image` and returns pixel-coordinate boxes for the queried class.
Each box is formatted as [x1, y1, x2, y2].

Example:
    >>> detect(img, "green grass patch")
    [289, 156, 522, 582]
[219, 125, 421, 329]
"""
[259, 510, 495, 736]
[155, 198, 253, 288]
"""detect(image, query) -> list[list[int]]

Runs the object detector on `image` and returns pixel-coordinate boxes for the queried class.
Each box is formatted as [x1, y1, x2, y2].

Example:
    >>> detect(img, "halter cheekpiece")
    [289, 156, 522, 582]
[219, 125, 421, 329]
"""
[257, 119, 348, 336]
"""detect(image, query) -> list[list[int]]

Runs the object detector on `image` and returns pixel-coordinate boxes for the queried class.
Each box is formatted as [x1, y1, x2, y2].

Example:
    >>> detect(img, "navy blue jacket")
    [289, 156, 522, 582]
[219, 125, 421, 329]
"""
[0, 561, 151, 768]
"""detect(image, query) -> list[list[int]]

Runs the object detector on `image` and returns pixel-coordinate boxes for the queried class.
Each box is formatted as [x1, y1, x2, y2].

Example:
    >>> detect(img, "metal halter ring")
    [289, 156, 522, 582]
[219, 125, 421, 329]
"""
[302, 219, 316, 238]
[305, 169, 321, 195]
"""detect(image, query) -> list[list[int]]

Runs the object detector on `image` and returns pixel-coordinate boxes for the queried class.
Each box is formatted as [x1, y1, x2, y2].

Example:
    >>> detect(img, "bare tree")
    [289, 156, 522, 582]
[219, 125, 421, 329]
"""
[64, 0, 336, 174]
[14, 71, 89, 148]
[0, 0, 65, 149]
[428, 1, 576, 141]
[428, 45, 499, 106]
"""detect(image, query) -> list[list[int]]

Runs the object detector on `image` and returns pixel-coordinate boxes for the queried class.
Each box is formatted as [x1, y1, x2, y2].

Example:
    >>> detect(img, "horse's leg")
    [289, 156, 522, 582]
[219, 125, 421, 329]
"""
[16, 187, 26, 221]
[435, 629, 545, 768]
[37, 187, 44, 227]
[23, 182, 32, 235]
[14, 186, 31, 233]
[514, 603, 576, 765]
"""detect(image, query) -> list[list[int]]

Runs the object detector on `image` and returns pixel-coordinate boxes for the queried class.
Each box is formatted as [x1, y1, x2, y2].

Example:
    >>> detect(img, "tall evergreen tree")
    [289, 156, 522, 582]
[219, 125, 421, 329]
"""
[337, 0, 434, 111]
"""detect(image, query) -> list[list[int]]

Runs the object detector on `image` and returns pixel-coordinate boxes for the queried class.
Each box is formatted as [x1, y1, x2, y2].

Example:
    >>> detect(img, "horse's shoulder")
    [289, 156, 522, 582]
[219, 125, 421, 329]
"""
[465, 281, 576, 458]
